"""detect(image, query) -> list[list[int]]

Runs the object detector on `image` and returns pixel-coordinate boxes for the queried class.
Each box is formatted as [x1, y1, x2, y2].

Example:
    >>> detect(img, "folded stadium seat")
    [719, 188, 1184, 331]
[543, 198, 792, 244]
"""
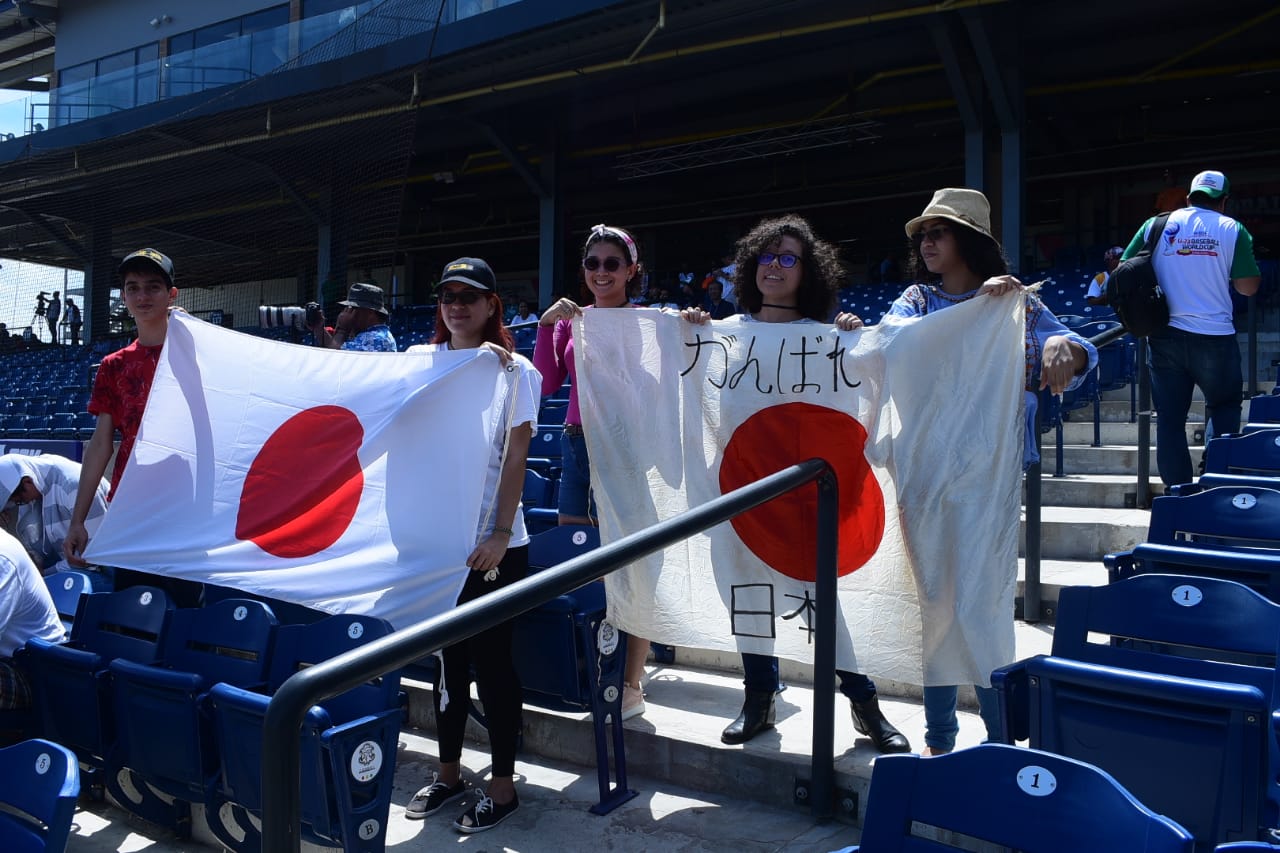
[1104, 485, 1280, 601]
[511, 525, 636, 814]
[538, 402, 568, 425]
[21, 586, 174, 794]
[0, 738, 80, 853]
[1, 414, 29, 438]
[993, 573, 1280, 849]
[105, 598, 277, 836]
[72, 411, 97, 440]
[1248, 394, 1280, 426]
[42, 570, 94, 634]
[207, 614, 402, 853]
[845, 743, 1194, 853]
[1196, 429, 1280, 491]
[523, 468, 559, 535]
[47, 412, 77, 442]
[526, 423, 564, 478]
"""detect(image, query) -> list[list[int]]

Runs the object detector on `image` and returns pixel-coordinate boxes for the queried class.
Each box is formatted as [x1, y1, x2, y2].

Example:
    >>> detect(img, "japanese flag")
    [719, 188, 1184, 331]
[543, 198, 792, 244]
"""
[86, 312, 508, 628]
[577, 301, 1025, 687]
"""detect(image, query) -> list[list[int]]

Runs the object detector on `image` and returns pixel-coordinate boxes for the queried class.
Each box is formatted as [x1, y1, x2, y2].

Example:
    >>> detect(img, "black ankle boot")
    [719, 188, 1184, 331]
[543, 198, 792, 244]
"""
[721, 689, 776, 744]
[850, 696, 910, 754]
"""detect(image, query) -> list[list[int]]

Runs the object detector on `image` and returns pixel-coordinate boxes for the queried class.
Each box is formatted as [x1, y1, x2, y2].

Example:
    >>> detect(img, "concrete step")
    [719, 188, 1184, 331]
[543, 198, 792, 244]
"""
[1073, 399, 1204, 423]
[1026, 473, 1162, 508]
[1057, 418, 1198, 446]
[1054, 444, 1202, 476]
[1020, 505, 1149, 561]
[403, 620, 1056, 823]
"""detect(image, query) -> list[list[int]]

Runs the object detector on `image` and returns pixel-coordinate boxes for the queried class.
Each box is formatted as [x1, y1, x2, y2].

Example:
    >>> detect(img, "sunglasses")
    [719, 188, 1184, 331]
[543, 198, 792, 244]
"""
[758, 252, 801, 268]
[582, 256, 626, 272]
[914, 225, 951, 244]
[439, 289, 486, 305]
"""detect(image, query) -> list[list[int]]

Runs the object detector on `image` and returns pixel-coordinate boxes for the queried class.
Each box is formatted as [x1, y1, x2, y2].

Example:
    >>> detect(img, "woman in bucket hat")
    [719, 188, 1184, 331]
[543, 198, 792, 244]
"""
[836, 187, 1097, 756]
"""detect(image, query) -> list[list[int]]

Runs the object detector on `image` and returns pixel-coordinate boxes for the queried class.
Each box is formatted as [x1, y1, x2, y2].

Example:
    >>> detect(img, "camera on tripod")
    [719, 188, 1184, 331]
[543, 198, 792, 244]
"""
[34, 291, 50, 317]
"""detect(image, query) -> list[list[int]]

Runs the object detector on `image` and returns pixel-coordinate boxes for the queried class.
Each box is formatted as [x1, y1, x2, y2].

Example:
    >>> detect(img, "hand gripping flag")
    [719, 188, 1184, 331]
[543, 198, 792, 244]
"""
[576, 297, 1025, 687]
[86, 312, 510, 628]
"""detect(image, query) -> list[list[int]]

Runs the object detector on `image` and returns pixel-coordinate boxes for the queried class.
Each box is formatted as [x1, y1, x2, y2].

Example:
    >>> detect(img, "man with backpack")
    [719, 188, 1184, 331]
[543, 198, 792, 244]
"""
[1120, 169, 1261, 487]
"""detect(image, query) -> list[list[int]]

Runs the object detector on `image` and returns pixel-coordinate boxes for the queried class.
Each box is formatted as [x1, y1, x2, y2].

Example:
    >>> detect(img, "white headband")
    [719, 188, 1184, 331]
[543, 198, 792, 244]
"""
[588, 224, 639, 265]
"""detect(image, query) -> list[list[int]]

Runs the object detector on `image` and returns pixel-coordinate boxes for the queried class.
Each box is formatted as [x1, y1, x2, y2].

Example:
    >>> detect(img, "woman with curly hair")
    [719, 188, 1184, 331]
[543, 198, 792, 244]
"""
[837, 188, 1096, 756]
[534, 223, 651, 720]
[684, 214, 910, 754]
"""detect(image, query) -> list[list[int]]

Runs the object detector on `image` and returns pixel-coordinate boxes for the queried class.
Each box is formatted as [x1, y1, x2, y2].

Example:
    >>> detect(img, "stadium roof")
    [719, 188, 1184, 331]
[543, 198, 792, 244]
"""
[0, 0, 1274, 286]
[0, 1, 56, 92]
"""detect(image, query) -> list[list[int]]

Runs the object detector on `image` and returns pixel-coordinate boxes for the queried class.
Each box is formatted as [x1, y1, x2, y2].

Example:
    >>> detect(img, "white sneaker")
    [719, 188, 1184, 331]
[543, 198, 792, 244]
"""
[621, 683, 646, 720]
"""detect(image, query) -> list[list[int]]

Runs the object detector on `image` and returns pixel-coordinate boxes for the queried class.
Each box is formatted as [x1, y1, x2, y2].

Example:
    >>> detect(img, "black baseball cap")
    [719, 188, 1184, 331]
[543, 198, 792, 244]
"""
[439, 257, 496, 291]
[119, 248, 174, 285]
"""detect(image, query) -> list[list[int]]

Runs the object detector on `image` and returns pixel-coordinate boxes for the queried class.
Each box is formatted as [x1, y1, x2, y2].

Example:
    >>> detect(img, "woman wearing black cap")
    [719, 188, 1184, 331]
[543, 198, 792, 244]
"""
[404, 257, 540, 833]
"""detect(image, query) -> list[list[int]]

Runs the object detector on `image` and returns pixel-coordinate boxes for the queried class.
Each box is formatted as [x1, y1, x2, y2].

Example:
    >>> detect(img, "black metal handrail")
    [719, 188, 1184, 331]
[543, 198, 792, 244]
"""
[261, 458, 839, 851]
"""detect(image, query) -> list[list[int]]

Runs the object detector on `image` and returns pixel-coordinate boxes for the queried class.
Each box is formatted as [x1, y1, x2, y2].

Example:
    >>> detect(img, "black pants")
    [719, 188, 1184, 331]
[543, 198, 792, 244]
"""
[433, 544, 527, 777]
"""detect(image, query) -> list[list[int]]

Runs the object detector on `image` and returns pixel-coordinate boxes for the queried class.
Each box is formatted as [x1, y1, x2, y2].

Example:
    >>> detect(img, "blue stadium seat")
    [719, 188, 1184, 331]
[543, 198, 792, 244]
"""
[73, 411, 97, 440]
[22, 586, 174, 789]
[0, 738, 80, 853]
[526, 423, 564, 477]
[105, 598, 278, 835]
[1248, 393, 1280, 426]
[539, 402, 568, 425]
[993, 574, 1280, 848]
[207, 614, 402, 853]
[1, 414, 28, 437]
[512, 525, 635, 814]
[522, 468, 556, 510]
[1200, 429, 1280, 486]
[1105, 485, 1280, 601]
[47, 413, 77, 442]
[845, 744, 1194, 853]
[42, 570, 93, 634]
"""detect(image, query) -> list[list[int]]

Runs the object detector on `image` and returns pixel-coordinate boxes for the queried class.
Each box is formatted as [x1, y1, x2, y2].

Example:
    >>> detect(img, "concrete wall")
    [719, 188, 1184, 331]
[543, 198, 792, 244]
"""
[56, 0, 284, 70]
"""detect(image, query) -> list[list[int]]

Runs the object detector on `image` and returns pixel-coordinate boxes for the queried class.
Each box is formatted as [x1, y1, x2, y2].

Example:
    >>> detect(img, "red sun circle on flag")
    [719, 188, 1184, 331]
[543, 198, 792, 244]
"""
[236, 405, 365, 559]
[718, 402, 884, 582]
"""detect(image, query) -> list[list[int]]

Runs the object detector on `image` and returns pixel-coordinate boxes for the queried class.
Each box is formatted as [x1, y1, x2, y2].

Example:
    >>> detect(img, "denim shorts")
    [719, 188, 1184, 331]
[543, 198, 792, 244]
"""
[557, 429, 596, 520]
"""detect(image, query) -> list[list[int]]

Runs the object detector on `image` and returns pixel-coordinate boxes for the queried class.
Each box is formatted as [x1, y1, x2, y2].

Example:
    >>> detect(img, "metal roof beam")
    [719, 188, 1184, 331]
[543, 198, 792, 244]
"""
[0, 34, 54, 65]
[11, 3, 58, 24]
[1, 204, 87, 261]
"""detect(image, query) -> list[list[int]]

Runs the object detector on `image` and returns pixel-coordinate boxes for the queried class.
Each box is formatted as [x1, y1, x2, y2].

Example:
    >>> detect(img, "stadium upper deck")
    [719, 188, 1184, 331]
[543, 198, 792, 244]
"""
[0, 0, 1274, 339]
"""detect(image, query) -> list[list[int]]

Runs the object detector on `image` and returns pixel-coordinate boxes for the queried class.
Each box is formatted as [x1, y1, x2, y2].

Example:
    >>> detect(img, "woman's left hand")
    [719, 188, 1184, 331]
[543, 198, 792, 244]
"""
[467, 532, 509, 575]
[479, 341, 513, 366]
[979, 275, 1024, 298]
[834, 312, 863, 331]
[1040, 335, 1087, 394]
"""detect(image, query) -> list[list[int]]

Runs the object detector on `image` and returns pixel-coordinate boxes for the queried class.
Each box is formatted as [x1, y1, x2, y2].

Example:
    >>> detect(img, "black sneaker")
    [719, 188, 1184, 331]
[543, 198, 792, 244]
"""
[405, 773, 467, 820]
[453, 792, 519, 833]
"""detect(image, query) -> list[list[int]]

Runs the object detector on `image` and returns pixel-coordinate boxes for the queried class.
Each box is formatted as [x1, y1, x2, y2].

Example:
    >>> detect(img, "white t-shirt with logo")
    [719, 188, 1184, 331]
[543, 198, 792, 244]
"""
[407, 344, 541, 548]
[1124, 206, 1260, 335]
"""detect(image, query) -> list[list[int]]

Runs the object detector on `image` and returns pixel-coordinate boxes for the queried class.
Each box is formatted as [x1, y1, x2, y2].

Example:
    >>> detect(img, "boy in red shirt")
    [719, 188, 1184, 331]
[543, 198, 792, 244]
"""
[64, 249, 177, 565]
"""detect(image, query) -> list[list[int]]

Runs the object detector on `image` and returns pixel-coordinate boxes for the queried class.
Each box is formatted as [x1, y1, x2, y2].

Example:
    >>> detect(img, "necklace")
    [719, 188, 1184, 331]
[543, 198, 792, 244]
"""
[760, 302, 799, 311]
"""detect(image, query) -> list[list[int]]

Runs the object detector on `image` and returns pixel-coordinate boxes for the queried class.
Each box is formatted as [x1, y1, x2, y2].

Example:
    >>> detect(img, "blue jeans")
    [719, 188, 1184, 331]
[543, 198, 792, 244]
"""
[557, 430, 596, 520]
[1146, 327, 1243, 487]
[923, 685, 1001, 751]
[740, 653, 876, 702]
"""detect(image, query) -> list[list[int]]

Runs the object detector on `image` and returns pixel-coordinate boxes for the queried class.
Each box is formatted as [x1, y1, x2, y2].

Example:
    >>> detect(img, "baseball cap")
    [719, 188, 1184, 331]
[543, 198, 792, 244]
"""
[1104, 246, 1124, 259]
[1188, 170, 1229, 199]
[119, 248, 174, 285]
[439, 257, 496, 291]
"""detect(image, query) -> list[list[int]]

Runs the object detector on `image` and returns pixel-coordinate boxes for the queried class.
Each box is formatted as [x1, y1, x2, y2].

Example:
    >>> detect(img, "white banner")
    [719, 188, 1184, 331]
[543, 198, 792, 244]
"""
[578, 298, 1025, 686]
[86, 312, 508, 628]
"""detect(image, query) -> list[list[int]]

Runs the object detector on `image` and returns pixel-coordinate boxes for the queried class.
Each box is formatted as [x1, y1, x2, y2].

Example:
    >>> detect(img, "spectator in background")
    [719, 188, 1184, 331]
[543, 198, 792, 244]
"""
[702, 279, 736, 319]
[1085, 246, 1124, 306]
[535, 223, 651, 721]
[64, 297, 82, 346]
[46, 291, 61, 344]
[0, 453, 109, 579]
[0, 528, 63, 715]
[1154, 168, 1186, 214]
[684, 214, 910, 754]
[512, 300, 539, 326]
[647, 286, 682, 310]
[308, 282, 397, 351]
[702, 253, 736, 303]
[1121, 169, 1260, 488]
[404, 257, 537, 833]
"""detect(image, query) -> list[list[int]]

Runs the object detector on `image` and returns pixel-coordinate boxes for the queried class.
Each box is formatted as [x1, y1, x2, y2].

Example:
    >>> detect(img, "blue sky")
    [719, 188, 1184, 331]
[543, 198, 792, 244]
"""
[0, 88, 31, 138]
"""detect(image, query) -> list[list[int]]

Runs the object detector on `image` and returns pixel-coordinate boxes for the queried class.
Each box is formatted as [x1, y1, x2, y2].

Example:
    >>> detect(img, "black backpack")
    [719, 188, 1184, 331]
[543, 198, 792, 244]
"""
[1106, 213, 1171, 337]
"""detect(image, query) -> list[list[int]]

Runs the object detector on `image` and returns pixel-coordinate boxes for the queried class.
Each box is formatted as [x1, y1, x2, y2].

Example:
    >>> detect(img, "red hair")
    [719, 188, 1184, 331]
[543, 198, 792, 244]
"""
[432, 290, 515, 352]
